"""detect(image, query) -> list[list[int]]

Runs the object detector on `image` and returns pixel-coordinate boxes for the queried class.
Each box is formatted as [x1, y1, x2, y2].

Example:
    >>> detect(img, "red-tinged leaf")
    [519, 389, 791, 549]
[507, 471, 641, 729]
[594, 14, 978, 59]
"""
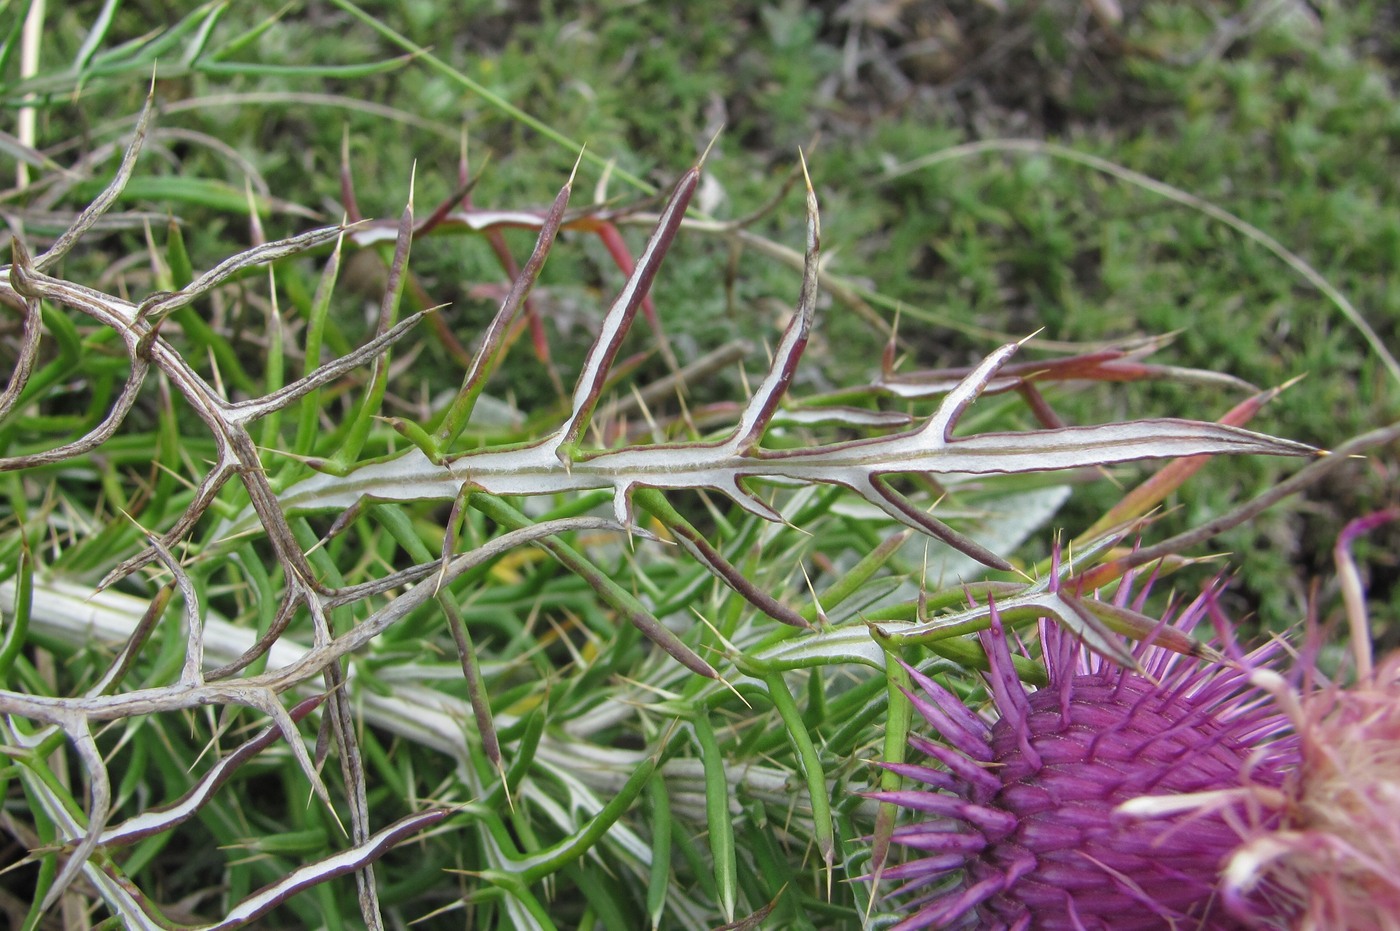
[436, 175, 574, 447]
[878, 342, 1254, 399]
[730, 158, 820, 454]
[555, 166, 699, 455]
[595, 221, 661, 332]
[340, 128, 363, 222]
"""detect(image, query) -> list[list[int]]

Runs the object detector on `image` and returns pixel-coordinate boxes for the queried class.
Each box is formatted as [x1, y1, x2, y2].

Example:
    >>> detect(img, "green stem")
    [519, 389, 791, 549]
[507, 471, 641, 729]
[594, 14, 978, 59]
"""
[761, 671, 836, 876]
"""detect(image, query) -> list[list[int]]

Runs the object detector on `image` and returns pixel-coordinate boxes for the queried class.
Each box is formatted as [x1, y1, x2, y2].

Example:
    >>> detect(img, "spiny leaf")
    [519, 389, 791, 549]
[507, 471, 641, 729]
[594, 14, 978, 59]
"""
[249, 163, 1314, 630]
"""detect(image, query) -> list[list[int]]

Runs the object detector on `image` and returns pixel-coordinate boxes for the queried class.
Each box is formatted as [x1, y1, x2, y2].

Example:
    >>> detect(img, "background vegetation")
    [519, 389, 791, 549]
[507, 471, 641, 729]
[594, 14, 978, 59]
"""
[1, 1, 1397, 928]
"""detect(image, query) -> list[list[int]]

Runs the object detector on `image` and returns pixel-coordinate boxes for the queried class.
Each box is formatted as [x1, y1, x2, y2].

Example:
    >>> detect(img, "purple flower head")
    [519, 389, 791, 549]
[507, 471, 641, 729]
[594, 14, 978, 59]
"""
[869, 578, 1300, 930]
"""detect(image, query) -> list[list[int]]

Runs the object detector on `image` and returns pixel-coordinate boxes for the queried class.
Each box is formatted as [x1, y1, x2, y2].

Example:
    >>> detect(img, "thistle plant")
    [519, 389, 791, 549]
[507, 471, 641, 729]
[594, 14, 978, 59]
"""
[0, 73, 1336, 929]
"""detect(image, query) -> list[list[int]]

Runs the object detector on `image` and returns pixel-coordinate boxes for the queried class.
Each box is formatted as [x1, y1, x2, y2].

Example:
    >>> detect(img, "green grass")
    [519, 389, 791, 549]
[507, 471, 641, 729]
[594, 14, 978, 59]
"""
[1, 1, 1397, 928]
